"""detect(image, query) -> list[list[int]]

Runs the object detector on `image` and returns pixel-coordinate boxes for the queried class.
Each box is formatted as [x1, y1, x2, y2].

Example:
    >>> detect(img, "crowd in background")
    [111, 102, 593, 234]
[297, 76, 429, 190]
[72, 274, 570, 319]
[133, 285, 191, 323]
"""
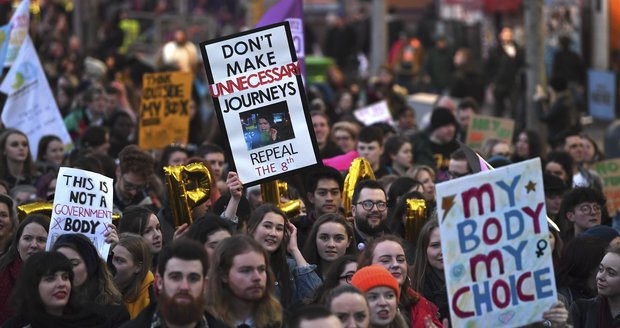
[0, 0, 615, 327]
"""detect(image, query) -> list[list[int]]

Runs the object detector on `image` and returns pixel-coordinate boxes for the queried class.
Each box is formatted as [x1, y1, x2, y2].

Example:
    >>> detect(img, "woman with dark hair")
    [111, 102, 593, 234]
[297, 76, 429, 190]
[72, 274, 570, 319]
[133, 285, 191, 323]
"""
[251, 114, 279, 149]
[556, 236, 608, 308]
[550, 225, 564, 270]
[512, 130, 544, 163]
[382, 136, 413, 176]
[387, 177, 422, 210]
[0, 129, 36, 188]
[302, 213, 356, 279]
[35, 171, 58, 200]
[51, 233, 128, 326]
[35, 135, 64, 175]
[545, 151, 574, 189]
[111, 233, 154, 319]
[572, 244, 620, 326]
[206, 235, 282, 327]
[0, 194, 17, 256]
[184, 213, 234, 265]
[246, 204, 321, 309]
[357, 235, 442, 327]
[3, 252, 109, 327]
[409, 218, 448, 322]
[159, 144, 188, 168]
[309, 254, 358, 305]
[0, 214, 50, 323]
[120, 205, 163, 268]
[157, 144, 189, 180]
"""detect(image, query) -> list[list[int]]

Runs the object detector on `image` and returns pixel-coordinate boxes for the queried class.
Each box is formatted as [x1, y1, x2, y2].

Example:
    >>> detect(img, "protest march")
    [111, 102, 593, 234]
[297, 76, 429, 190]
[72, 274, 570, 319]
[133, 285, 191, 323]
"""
[0, 0, 618, 327]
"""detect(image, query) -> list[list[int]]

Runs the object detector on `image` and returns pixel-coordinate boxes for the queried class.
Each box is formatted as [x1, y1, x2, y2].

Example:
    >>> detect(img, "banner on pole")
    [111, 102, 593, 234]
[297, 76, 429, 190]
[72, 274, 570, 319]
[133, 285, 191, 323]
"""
[4, 0, 29, 67]
[0, 36, 72, 155]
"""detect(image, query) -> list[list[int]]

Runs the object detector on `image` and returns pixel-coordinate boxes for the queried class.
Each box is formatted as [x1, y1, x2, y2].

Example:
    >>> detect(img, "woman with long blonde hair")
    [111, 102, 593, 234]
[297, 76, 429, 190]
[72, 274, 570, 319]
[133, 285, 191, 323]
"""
[111, 233, 154, 319]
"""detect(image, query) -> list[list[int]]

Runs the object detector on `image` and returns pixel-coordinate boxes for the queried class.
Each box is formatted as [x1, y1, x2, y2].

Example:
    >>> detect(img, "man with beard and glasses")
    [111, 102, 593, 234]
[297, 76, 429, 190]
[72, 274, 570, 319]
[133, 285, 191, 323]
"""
[120, 239, 227, 328]
[350, 180, 389, 251]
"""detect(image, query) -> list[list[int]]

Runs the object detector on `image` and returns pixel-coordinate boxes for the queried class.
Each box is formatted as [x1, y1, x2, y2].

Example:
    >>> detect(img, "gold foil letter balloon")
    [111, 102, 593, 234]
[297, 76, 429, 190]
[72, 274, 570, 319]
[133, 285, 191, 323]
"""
[405, 198, 427, 242]
[260, 180, 301, 219]
[164, 163, 212, 227]
[342, 158, 376, 217]
[17, 202, 52, 221]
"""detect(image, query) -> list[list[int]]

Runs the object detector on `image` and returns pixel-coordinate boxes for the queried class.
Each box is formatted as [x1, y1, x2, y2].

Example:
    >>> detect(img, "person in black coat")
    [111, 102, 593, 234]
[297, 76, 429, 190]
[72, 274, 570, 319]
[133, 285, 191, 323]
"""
[486, 27, 525, 119]
[571, 245, 620, 327]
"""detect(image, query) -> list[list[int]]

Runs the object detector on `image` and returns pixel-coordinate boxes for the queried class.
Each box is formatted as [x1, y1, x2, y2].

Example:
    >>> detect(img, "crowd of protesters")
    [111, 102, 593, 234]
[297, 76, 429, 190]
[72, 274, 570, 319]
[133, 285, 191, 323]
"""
[0, 0, 616, 327]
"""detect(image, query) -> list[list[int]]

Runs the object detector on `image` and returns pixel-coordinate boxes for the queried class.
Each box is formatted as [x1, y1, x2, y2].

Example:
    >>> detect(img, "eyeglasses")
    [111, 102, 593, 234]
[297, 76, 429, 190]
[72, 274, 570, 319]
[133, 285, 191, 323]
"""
[121, 175, 147, 192]
[339, 273, 354, 284]
[356, 200, 388, 211]
[574, 203, 601, 215]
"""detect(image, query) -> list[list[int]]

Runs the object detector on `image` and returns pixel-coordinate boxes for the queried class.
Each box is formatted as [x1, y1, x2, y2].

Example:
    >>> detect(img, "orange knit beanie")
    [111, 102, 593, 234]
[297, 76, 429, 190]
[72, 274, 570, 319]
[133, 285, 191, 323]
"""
[351, 265, 400, 300]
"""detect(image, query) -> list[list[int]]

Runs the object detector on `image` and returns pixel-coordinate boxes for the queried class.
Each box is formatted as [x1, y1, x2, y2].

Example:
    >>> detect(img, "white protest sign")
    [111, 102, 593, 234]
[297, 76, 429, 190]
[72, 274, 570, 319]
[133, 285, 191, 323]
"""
[353, 100, 393, 126]
[436, 159, 556, 327]
[46, 167, 114, 259]
[200, 22, 319, 186]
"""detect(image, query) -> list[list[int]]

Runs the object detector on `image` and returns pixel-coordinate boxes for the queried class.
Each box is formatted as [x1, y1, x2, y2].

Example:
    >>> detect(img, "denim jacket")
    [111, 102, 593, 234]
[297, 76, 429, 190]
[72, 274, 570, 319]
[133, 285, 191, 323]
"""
[274, 257, 322, 309]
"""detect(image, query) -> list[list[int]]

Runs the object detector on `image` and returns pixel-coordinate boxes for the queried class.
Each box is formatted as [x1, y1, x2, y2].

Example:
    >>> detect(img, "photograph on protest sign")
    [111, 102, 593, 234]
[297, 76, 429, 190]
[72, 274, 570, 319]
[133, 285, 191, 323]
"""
[138, 71, 193, 150]
[465, 114, 515, 152]
[239, 101, 295, 150]
[593, 159, 620, 214]
[45, 167, 114, 259]
[200, 22, 320, 186]
[436, 159, 556, 327]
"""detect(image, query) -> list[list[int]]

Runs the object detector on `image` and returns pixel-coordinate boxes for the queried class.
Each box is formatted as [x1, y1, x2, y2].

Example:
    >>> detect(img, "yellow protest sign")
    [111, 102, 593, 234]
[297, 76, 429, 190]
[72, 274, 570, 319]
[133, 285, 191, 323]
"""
[465, 114, 515, 152]
[593, 159, 620, 214]
[138, 71, 192, 150]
